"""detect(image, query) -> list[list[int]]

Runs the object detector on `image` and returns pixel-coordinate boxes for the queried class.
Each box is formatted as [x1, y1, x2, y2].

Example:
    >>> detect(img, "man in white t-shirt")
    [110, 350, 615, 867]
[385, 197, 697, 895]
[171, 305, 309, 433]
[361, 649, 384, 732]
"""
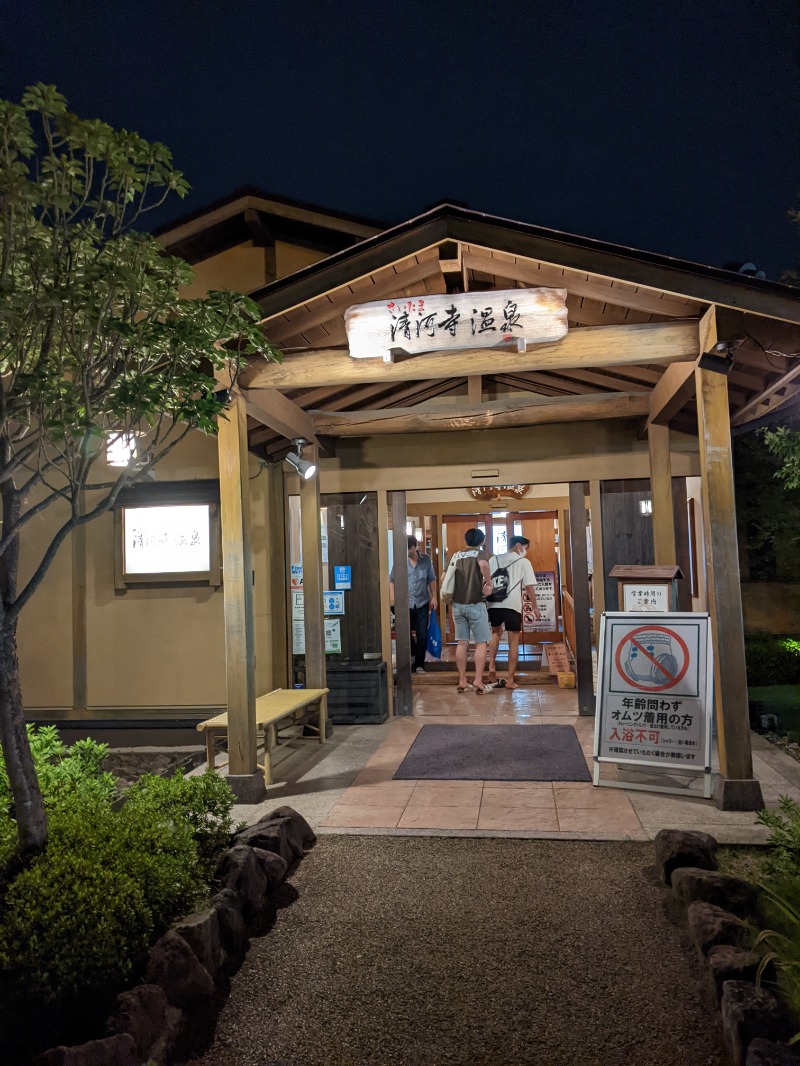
[487, 535, 539, 690]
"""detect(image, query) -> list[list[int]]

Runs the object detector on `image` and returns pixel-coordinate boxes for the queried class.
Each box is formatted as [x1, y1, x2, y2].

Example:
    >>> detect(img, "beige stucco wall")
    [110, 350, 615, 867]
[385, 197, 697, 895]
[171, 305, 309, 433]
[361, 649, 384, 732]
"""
[180, 242, 267, 299]
[275, 240, 329, 277]
[18, 429, 273, 714]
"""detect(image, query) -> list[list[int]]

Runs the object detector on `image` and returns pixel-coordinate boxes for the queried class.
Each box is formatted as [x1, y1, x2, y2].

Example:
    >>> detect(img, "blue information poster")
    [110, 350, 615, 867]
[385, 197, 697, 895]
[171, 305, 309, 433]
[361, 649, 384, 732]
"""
[333, 565, 352, 590]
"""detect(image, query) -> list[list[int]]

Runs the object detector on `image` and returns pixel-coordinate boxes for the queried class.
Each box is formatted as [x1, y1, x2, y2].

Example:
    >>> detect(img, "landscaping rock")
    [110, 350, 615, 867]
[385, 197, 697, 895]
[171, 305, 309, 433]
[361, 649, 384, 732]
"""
[673, 867, 759, 917]
[34, 1034, 138, 1066]
[722, 981, 793, 1066]
[747, 1037, 800, 1065]
[173, 905, 225, 979]
[267, 805, 317, 848]
[252, 845, 289, 889]
[105, 983, 176, 1062]
[653, 828, 718, 884]
[211, 888, 250, 969]
[706, 945, 763, 1001]
[235, 818, 300, 865]
[687, 901, 748, 956]
[214, 844, 272, 922]
[145, 930, 215, 1012]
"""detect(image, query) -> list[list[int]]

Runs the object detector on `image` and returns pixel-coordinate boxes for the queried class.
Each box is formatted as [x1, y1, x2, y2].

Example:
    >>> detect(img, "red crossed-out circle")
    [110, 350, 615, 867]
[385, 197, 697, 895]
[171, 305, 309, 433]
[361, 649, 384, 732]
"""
[614, 624, 691, 693]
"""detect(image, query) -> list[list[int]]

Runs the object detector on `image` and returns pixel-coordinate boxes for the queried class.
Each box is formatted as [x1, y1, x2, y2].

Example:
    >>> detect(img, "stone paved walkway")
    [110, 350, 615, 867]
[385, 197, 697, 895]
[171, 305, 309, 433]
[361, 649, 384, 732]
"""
[227, 686, 797, 843]
[196, 837, 725, 1066]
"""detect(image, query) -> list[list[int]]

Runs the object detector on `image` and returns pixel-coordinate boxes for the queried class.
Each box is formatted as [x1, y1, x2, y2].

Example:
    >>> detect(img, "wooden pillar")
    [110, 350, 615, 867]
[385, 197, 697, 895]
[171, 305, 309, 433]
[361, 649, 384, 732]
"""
[300, 443, 326, 692]
[391, 490, 413, 716]
[588, 481, 605, 641]
[71, 495, 87, 717]
[266, 463, 289, 690]
[648, 422, 677, 565]
[377, 490, 395, 717]
[695, 367, 763, 810]
[217, 391, 263, 802]
[568, 483, 594, 716]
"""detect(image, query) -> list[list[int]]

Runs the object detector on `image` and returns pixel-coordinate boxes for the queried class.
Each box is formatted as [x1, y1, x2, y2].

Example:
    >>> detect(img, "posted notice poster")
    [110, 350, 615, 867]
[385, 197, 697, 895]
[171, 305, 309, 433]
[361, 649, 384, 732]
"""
[522, 571, 557, 633]
[292, 618, 341, 655]
[593, 612, 713, 796]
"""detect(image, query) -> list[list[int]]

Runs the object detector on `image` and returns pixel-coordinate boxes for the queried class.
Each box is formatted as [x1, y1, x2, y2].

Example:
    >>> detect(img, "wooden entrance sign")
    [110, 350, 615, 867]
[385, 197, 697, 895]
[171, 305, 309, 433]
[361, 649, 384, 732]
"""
[609, 564, 684, 613]
[344, 287, 568, 362]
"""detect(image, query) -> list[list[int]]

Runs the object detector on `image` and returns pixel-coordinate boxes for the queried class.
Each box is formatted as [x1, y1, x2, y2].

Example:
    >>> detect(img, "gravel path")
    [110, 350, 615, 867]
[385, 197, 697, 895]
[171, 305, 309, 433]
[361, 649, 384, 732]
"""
[197, 838, 724, 1066]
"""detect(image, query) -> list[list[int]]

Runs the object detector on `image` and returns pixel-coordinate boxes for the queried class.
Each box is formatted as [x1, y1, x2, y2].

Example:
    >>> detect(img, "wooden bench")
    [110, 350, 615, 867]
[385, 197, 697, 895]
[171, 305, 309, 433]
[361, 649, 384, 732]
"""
[197, 687, 329, 785]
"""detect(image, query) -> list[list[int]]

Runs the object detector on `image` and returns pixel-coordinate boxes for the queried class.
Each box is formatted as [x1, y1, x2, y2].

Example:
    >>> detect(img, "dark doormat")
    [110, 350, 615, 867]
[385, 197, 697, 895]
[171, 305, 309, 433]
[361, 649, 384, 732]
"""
[393, 724, 591, 782]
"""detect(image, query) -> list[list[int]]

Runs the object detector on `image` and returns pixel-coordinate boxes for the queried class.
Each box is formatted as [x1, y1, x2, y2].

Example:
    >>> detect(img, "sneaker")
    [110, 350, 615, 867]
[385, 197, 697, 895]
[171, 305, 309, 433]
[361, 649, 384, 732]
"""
[415, 667, 426, 674]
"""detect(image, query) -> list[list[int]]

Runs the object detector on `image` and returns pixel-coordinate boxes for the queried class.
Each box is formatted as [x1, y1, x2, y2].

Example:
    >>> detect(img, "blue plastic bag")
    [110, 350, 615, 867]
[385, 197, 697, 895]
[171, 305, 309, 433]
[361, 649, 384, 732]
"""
[426, 609, 443, 660]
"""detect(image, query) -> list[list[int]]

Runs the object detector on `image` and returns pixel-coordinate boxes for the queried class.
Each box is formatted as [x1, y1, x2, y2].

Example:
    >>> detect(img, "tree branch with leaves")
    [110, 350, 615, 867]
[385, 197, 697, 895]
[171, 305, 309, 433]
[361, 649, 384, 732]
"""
[0, 84, 279, 857]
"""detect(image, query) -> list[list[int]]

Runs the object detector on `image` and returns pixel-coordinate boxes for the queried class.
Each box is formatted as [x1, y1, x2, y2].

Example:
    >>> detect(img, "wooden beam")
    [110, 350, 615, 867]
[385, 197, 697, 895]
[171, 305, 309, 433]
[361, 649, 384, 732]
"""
[647, 423, 677, 565]
[377, 490, 395, 717]
[240, 320, 700, 390]
[266, 463, 289, 690]
[244, 387, 318, 443]
[462, 252, 701, 317]
[311, 392, 649, 435]
[263, 255, 445, 341]
[695, 367, 762, 808]
[646, 305, 716, 429]
[300, 443, 326, 692]
[730, 360, 800, 426]
[588, 480, 605, 642]
[568, 483, 594, 715]
[217, 390, 262, 800]
[468, 375, 482, 404]
[391, 491, 413, 716]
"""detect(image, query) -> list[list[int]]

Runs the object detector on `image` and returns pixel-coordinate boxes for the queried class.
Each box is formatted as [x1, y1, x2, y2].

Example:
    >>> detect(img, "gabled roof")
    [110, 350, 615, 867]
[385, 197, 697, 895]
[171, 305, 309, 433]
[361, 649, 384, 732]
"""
[155, 185, 386, 264]
[251, 202, 800, 326]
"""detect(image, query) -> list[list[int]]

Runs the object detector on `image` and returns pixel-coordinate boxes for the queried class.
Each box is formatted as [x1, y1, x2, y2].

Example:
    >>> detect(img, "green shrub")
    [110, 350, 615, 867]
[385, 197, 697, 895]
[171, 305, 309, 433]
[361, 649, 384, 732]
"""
[757, 796, 800, 879]
[745, 633, 800, 687]
[755, 877, 800, 1042]
[0, 800, 153, 1001]
[0, 725, 116, 817]
[122, 769, 238, 879]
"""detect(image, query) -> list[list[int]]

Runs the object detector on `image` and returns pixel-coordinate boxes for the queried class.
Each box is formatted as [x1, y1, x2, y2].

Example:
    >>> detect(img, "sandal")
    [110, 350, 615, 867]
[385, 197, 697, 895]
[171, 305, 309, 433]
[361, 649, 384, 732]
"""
[474, 685, 485, 695]
[457, 684, 470, 693]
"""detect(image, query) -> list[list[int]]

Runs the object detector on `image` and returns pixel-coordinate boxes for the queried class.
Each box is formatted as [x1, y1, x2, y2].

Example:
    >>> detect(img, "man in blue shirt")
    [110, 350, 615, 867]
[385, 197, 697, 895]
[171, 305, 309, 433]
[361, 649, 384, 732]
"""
[390, 535, 438, 674]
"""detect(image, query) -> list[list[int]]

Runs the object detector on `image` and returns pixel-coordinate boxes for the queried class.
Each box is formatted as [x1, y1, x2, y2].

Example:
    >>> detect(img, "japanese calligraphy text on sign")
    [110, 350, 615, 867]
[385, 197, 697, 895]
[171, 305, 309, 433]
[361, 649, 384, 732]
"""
[344, 287, 568, 362]
[593, 612, 713, 797]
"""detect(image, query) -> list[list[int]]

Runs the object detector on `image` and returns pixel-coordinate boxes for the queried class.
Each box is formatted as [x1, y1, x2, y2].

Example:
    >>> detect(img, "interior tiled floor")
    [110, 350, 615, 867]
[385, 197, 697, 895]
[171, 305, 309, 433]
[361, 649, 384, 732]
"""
[227, 683, 800, 843]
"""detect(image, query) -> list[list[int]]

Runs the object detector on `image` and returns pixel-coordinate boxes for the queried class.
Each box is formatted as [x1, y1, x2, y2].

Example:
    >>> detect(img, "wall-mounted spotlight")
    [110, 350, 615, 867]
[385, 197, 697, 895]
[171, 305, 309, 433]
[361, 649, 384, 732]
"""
[284, 438, 317, 480]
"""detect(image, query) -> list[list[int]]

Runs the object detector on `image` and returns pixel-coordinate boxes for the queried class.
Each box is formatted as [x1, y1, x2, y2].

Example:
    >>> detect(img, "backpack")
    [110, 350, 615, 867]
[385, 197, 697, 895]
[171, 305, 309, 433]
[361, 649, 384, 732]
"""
[487, 555, 523, 604]
[487, 564, 512, 603]
[441, 550, 482, 605]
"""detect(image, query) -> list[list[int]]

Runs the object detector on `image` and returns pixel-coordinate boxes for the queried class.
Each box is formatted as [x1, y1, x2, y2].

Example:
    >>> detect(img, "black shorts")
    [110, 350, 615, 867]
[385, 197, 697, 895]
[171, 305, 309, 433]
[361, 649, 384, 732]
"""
[487, 607, 522, 633]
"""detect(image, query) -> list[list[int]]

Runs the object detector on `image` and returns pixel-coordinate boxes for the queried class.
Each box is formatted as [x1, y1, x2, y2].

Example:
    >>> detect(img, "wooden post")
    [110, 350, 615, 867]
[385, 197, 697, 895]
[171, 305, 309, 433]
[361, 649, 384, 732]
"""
[300, 443, 326, 692]
[695, 367, 763, 810]
[588, 481, 605, 641]
[71, 496, 87, 717]
[377, 490, 395, 717]
[391, 490, 413, 716]
[648, 422, 677, 565]
[266, 463, 289, 690]
[217, 391, 264, 802]
[569, 483, 594, 716]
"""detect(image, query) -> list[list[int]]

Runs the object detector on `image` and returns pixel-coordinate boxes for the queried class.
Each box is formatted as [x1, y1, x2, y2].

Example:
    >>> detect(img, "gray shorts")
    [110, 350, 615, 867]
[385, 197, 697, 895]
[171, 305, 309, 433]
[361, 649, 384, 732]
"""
[452, 602, 491, 643]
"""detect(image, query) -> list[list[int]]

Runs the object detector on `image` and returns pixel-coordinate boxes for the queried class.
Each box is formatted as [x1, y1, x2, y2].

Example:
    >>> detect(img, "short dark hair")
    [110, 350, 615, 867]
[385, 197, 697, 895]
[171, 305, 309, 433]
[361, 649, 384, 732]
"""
[509, 535, 530, 550]
[465, 527, 485, 548]
[407, 534, 418, 549]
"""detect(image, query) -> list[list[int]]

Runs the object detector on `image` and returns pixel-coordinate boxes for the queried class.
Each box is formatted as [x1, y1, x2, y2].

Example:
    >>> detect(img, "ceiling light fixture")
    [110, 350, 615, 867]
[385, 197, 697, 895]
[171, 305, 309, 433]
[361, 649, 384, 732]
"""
[284, 438, 317, 480]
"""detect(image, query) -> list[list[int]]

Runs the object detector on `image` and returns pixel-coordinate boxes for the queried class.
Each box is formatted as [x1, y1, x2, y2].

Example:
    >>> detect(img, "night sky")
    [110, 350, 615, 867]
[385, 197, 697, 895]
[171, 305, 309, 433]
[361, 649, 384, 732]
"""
[3, 0, 799, 278]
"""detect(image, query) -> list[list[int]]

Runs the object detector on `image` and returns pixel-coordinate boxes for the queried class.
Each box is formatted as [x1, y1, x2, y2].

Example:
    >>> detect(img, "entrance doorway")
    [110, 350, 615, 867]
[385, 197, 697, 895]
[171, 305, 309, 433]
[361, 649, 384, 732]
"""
[406, 496, 565, 680]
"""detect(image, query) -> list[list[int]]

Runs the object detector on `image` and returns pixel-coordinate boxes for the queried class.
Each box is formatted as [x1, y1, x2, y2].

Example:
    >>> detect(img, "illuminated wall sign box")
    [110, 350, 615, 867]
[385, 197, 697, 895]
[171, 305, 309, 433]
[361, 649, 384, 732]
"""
[344, 287, 568, 362]
[113, 482, 221, 588]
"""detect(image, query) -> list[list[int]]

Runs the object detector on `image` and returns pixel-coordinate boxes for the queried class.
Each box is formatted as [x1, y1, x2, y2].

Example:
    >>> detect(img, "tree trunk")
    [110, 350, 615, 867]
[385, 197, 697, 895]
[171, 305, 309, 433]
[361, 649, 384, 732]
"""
[0, 468, 48, 858]
[0, 618, 47, 857]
